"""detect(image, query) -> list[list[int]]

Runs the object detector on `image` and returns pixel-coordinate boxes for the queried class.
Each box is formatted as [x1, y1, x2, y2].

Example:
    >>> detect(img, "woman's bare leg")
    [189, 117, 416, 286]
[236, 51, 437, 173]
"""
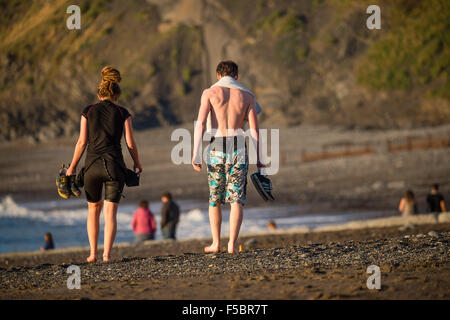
[103, 200, 119, 261]
[87, 201, 103, 262]
[205, 204, 222, 253]
[228, 202, 243, 254]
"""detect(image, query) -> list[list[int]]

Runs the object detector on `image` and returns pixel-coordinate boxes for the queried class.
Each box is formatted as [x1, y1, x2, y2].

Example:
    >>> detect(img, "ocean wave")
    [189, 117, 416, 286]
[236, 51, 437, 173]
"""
[0, 195, 135, 226]
[0, 195, 211, 229]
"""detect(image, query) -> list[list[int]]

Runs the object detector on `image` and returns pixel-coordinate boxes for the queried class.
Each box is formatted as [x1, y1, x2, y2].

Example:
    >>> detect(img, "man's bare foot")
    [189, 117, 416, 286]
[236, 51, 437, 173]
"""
[204, 244, 220, 253]
[102, 254, 111, 262]
[227, 244, 238, 254]
[86, 255, 97, 263]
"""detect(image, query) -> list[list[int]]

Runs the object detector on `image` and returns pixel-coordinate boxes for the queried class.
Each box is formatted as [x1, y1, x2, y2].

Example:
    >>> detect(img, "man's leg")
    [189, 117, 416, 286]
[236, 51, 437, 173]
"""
[206, 154, 225, 253]
[228, 202, 243, 254]
[170, 227, 177, 240]
[103, 200, 119, 261]
[226, 147, 248, 254]
[87, 200, 102, 262]
[161, 227, 170, 240]
[205, 203, 222, 253]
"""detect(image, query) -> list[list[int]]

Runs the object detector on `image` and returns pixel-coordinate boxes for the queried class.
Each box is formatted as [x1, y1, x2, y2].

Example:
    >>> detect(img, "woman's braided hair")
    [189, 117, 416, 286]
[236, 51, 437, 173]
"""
[97, 66, 121, 99]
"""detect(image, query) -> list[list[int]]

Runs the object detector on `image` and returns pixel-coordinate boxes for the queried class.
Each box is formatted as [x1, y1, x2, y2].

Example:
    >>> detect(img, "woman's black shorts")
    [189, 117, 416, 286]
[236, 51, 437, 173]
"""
[84, 158, 125, 203]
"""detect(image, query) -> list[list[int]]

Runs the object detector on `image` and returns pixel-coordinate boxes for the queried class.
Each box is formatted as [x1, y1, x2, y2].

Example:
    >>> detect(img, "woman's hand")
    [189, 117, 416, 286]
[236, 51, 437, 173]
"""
[66, 166, 75, 176]
[134, 163, 143, 174]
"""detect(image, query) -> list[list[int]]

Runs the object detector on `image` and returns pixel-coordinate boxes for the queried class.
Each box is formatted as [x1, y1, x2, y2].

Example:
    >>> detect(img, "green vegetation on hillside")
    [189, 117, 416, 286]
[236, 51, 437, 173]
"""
[357, 0, 450, 98]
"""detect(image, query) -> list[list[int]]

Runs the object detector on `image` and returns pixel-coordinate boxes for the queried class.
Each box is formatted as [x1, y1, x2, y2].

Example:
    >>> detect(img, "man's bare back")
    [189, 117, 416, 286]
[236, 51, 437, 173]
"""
[192, 78, 260, 170]
[205, 86, 255, 136]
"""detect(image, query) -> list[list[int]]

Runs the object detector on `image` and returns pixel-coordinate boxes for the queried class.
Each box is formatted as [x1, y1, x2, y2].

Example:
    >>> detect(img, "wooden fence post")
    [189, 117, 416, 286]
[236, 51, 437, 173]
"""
[406, 136, 412, 151]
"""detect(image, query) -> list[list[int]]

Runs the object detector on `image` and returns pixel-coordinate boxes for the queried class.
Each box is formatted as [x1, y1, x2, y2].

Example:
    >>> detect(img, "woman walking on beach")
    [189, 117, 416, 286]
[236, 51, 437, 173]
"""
[66, 66, 143, 262]
[398, 190, 418, 217]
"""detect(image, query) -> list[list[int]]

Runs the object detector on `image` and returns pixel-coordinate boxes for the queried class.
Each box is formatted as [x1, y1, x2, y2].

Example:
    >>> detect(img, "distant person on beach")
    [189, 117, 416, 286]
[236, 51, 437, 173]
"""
[40, 232, 54, 251]
[131, 200, 156, 244]
[66, 66, 143, 262]
[398, 190, 418, 217]
[426, 184, 446, 213]
[160, 192, 180, 240]
[267, 220, 277, 230]
[192, 60, 263, 254]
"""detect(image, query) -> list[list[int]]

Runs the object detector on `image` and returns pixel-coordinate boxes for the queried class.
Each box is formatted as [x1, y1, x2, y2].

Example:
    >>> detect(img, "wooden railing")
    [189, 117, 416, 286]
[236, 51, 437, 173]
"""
[301, 142, 375, 163]
[387, 133, 450, 153]
[278, 133, 450, 165]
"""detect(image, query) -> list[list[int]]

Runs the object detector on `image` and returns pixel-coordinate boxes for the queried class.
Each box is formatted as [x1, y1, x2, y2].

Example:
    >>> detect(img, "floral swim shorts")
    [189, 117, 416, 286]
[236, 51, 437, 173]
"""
[207, 137, 249, 207]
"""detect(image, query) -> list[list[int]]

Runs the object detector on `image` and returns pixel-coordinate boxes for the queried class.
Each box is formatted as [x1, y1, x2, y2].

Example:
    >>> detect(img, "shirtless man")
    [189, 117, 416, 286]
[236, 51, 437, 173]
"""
[192, 61, 262, 254]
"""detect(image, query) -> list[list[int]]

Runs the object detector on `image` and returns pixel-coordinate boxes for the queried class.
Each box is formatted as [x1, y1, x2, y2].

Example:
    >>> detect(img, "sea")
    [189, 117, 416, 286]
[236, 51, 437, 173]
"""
[0, 195, 397, 254]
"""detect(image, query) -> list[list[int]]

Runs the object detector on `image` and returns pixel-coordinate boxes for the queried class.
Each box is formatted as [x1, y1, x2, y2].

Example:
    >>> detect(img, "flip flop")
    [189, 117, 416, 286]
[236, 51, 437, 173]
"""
[251, 172, 274, 201]
[56, 175, 71, 199]
[56, 164, 72, 199]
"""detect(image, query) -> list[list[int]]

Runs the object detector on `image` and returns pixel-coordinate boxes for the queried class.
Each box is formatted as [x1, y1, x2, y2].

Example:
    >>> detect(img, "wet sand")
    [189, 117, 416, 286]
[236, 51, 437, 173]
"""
[1, 222, 449, 300]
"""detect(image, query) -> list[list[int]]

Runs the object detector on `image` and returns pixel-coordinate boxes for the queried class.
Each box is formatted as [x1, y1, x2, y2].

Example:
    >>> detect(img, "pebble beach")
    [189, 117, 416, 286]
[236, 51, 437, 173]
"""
[1, 221, 448, 300]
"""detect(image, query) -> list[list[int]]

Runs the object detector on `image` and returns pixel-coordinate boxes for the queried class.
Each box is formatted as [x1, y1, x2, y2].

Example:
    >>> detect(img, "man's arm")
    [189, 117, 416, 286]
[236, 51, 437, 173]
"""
[192, 89, 212, 172]
[247, 97, 263, 168]
[440, 196, 446, 212]
[173, 204, 180, 226]
[161, 204, 168, 228]
[398, 198, 405, 213]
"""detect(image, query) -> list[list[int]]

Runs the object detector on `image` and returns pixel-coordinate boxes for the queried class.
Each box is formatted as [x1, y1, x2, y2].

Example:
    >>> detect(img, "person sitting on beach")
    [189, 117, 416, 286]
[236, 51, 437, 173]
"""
[160, 192, 180, 240]
[426, 184, 446, 213]
[40, 232, 54, 251]
[131, 200, 156, 244]
[65, 66, 143, 262]
[398, 190, 418, 217]
[192, 60, 263, 254]
[267, 220, 277, 230]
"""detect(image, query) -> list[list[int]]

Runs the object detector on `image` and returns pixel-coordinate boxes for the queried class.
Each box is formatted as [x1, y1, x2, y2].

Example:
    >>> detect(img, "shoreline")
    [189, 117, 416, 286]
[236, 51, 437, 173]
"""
[2, 212, 448, 261]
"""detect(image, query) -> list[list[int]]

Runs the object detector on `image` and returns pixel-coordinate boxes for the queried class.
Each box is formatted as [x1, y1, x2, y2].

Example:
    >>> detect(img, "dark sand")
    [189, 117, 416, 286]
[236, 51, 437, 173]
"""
[1, 223, 449, 300]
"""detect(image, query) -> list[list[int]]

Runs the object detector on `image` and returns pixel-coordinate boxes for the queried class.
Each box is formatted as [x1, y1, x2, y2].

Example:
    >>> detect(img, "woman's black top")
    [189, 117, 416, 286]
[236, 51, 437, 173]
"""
[81, 100, 131, 170]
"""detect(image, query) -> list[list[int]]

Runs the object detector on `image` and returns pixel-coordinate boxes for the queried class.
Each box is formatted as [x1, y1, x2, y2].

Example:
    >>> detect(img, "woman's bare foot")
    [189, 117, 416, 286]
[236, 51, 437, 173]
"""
[102, 254, 111, 262]
[86, 255, 97, 263]
[204, 244, 220, 253]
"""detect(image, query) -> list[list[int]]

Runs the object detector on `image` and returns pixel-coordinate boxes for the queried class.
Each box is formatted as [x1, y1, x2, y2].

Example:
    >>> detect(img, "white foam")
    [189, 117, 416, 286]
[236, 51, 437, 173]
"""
[184, 208, 206, 222]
